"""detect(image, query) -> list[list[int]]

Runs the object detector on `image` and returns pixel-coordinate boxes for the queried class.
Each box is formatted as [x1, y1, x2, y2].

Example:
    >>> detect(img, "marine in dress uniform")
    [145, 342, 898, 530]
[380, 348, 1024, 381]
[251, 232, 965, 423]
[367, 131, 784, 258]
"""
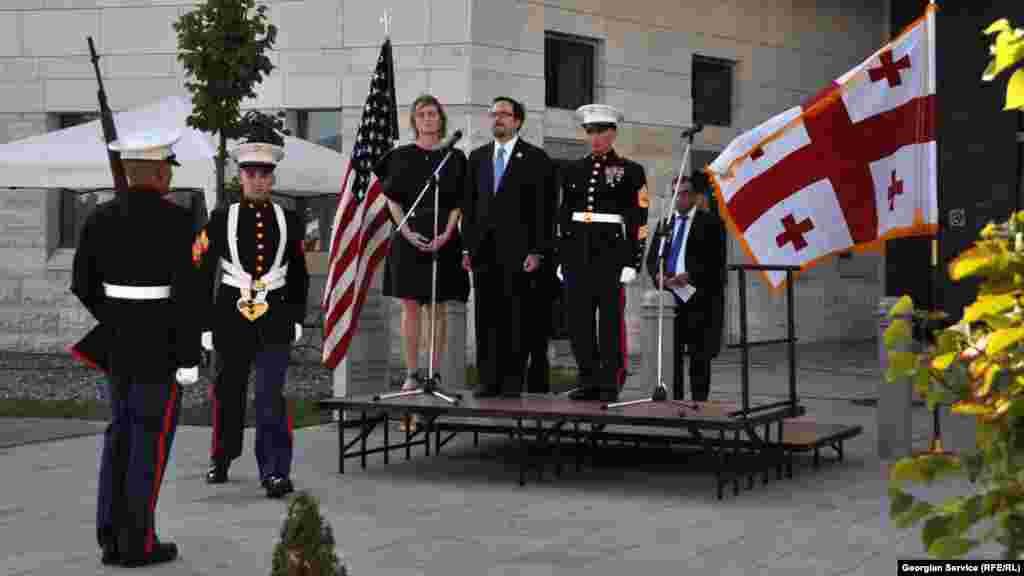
[557, 104, 649, 402]
[70, 129, 200, 567]
[193, 136, 310, 498]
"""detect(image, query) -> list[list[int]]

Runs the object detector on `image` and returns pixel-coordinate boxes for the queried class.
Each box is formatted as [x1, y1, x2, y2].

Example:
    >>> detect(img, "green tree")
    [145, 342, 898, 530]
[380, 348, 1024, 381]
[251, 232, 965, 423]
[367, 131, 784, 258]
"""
[174, 0, 278, 210]
[270, 491, 347, 576]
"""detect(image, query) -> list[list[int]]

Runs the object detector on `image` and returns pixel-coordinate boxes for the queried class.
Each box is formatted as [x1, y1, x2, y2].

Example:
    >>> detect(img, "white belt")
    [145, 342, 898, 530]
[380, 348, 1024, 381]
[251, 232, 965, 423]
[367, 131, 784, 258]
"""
[572, 211, 624, 225]
[102, 283, 171, 300]
[220, 258, 288, 291]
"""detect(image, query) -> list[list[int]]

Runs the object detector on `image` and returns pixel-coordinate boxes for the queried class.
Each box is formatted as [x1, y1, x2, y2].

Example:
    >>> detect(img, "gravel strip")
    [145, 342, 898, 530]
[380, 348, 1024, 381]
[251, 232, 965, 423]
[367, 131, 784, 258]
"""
[0, 351, 334, 409]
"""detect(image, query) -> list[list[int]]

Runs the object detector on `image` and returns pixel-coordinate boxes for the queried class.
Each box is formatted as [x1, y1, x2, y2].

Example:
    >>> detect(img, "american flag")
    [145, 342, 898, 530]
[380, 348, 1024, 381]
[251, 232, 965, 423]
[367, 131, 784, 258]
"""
[322, 38, 399, 369]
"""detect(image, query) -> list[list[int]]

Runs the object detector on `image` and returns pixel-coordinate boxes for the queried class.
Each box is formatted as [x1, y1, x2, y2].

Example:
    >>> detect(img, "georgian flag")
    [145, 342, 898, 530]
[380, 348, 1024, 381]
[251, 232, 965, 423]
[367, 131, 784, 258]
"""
[706, 4, 938, 290]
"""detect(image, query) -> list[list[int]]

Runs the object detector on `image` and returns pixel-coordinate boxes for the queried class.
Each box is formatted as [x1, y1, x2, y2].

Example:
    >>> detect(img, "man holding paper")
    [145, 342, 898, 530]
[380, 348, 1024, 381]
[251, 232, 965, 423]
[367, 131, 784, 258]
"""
[646, 172, 726, 402]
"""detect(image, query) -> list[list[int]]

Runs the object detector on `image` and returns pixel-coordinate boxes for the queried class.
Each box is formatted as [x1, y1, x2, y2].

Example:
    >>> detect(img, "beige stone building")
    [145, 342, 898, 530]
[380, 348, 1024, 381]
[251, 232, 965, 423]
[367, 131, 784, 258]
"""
[0, 0, 888, 362]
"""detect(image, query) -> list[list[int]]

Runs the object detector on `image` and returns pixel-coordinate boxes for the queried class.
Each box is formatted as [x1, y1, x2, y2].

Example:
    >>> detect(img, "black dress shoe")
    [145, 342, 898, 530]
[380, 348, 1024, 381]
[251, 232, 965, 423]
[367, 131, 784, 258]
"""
[206, 461, 228, 484]
[119, 541, 178, 567]
[100, 544, 119, 566]
[264, 476, 295, 498]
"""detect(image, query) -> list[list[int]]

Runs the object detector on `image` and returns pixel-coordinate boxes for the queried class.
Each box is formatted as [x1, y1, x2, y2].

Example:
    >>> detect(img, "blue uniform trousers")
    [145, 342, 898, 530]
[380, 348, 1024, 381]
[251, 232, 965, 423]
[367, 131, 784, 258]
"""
[96, 371, 180, 556]
[209, 349, 292, 479]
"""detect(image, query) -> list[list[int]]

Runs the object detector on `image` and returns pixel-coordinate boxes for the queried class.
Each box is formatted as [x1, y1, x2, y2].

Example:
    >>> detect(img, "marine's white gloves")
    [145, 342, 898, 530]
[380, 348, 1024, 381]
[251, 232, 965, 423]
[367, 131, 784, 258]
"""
[620, 267, 638, 284]
[556, 265, 564, 282]
[294, 323, 302, 343]
[201, 331, 213, 351]
[176, 366, 199, 385]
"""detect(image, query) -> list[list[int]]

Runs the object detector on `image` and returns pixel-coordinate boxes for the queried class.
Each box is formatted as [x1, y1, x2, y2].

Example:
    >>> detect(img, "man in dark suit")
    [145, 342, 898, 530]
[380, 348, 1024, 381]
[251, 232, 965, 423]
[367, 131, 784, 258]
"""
[646, 171, 726, 402]
[462, 96, 556, 397]
[71, 128, 199, 567]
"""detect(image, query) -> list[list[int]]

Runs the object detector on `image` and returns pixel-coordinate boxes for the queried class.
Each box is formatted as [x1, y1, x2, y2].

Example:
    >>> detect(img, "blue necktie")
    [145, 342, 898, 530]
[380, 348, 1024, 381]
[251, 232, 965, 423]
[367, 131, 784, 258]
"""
[666, 215, 687, 275]
[494, 146, 506, 195]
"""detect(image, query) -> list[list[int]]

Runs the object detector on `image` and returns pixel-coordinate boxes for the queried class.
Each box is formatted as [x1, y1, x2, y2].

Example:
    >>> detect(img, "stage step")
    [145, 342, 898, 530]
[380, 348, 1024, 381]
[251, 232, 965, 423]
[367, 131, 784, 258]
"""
[781, 419, 862, 469]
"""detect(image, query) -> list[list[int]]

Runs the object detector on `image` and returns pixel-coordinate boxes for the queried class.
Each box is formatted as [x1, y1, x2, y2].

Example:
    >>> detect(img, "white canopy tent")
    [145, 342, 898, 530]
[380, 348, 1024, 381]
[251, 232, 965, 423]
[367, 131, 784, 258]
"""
[0, 95, 349, 213]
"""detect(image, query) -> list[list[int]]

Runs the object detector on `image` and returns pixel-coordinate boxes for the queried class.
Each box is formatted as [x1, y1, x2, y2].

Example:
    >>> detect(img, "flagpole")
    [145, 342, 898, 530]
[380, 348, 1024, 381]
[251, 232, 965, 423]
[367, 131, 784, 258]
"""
[925, 0, 946, 454]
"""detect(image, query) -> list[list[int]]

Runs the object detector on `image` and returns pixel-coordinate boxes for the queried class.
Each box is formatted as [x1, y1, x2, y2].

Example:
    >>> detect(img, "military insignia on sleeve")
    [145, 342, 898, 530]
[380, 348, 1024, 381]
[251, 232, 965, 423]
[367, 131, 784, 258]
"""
[192, 229, 209, 268]
[638, 224, 649, 240]
[638, 185, 650, 208]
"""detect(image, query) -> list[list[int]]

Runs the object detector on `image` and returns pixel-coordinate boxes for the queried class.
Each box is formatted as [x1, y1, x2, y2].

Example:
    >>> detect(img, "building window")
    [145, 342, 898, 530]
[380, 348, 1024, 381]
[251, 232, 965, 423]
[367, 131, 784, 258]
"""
[692, 55, 734, 127]
[296, 109, 342, 152]
[545, 32, 597, 111]
[58, 188, 204, 249]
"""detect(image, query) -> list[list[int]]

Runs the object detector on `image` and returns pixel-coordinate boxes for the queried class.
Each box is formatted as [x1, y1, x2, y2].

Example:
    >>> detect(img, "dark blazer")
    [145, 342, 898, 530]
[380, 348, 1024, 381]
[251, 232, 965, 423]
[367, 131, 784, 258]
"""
[195, 201, 310, 352]
[70, 188, 202, 375]
[646, 208, 727, 357]
[462, 137, 556, 283]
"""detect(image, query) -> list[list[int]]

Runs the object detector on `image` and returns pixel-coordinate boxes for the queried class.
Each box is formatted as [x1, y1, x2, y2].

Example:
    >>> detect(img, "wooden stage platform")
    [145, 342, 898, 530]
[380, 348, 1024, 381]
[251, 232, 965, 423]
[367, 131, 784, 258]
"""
[318, 264, 863, 499]
[317, 393, 861, 500]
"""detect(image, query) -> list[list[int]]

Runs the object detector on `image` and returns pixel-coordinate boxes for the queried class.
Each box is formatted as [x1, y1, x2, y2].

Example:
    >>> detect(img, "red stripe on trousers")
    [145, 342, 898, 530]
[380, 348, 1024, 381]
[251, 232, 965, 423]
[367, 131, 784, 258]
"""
[146, 381, 178, 554]
[69, 345, 104, 373]
[617, 287, 627, 390]
[287, 399, 294, 443]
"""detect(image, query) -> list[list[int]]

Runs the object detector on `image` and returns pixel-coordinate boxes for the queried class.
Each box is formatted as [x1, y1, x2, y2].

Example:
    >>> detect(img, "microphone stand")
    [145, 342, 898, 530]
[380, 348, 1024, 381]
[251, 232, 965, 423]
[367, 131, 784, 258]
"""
[604, 128, 701, 412]
[374, 144, 461, 405]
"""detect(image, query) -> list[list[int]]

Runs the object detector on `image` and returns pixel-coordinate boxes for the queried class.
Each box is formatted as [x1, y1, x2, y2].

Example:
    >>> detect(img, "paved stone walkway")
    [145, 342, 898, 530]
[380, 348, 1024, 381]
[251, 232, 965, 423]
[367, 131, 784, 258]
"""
[0, 339, 1003, 574]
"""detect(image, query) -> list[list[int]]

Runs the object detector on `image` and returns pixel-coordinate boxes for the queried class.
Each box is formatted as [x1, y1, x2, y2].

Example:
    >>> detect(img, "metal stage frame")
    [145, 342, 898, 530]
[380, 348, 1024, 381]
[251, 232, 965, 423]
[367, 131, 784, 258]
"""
[318, 264, 863, 500]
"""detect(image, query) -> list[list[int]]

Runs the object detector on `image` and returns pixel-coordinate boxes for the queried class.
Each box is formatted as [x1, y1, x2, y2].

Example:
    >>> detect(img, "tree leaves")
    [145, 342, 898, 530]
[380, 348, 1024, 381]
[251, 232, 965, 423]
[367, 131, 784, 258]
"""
[885, 318, 914, 349]
[890, 295, 915, 318]
[963, 292, 1020, 324]
[989, 327, 1024, 356]
[929, 536, 978, 558]
[982, 17, 1024, 111]
[175, 0, 278, 206]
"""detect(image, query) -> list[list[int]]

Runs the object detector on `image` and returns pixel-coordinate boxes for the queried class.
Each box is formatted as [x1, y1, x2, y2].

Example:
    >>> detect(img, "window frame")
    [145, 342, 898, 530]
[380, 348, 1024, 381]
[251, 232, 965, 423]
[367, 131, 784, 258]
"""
[692, 54, 735, 127]
[545, 31, 599, 111]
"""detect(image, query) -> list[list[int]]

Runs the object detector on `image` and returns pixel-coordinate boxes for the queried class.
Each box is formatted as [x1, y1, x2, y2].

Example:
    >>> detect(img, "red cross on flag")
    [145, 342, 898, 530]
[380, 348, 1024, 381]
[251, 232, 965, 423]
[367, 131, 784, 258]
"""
[706, 3, 938, 291]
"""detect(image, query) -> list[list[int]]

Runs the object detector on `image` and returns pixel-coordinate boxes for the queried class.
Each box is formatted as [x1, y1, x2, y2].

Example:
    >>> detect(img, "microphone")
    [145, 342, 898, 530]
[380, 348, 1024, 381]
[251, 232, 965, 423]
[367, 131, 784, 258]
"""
[680, 124, 703, 138]
[435, 129, 463, 151]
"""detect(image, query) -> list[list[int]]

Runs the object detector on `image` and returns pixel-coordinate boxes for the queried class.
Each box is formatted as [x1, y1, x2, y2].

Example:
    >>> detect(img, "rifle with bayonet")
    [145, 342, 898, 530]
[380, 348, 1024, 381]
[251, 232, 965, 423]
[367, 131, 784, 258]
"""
[70, 37, 125, 375]
[87, 36, 128, 193]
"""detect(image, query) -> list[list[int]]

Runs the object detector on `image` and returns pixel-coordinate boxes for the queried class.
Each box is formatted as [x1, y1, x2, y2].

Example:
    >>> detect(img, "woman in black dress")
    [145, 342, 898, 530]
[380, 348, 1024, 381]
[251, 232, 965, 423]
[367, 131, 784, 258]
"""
[375, 94, 470, 407]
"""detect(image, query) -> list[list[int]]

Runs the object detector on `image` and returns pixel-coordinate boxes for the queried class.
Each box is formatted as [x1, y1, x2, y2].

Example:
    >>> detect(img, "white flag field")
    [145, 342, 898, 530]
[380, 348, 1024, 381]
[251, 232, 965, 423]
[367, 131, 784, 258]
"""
[706, 4, 938, 291]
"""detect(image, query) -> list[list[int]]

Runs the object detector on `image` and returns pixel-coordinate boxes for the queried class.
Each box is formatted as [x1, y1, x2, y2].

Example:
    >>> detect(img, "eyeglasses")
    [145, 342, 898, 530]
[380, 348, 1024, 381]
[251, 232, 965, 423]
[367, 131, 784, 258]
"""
[488, 111, 515, 118]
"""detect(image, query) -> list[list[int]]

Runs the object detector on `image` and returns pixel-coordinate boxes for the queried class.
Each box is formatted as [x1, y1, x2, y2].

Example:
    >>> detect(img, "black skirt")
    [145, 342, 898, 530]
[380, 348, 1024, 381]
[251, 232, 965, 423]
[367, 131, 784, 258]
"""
[383, 209, 470, 303]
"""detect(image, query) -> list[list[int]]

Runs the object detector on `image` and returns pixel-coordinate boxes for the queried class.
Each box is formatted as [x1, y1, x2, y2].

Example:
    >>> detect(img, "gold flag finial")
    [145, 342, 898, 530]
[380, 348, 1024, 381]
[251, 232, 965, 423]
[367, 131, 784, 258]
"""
[380, 10, 392, 37]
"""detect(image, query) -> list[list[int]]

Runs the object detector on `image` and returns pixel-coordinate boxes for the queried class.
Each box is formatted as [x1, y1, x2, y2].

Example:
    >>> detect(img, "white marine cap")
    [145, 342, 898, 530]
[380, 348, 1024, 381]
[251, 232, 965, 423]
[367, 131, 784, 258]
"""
[575, 103, 624, 127]
[108, 128, 182, 165]
[231, 141, 285, 169]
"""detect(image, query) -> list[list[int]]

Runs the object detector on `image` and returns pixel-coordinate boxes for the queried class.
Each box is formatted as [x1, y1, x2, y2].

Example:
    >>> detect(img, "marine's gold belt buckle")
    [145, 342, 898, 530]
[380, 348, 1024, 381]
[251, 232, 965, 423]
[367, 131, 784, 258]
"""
[253, 278, 267, 292]
[584, 211, 593, 224]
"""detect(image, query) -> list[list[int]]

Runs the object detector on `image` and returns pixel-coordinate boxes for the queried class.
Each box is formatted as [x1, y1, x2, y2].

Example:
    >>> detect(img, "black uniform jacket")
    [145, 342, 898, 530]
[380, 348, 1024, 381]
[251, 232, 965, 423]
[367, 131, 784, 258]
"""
[194, 199, 310, 351]
[557, 149, 649, 273]
[462, 138, 556, 282]
[70, 187, 201, 375]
